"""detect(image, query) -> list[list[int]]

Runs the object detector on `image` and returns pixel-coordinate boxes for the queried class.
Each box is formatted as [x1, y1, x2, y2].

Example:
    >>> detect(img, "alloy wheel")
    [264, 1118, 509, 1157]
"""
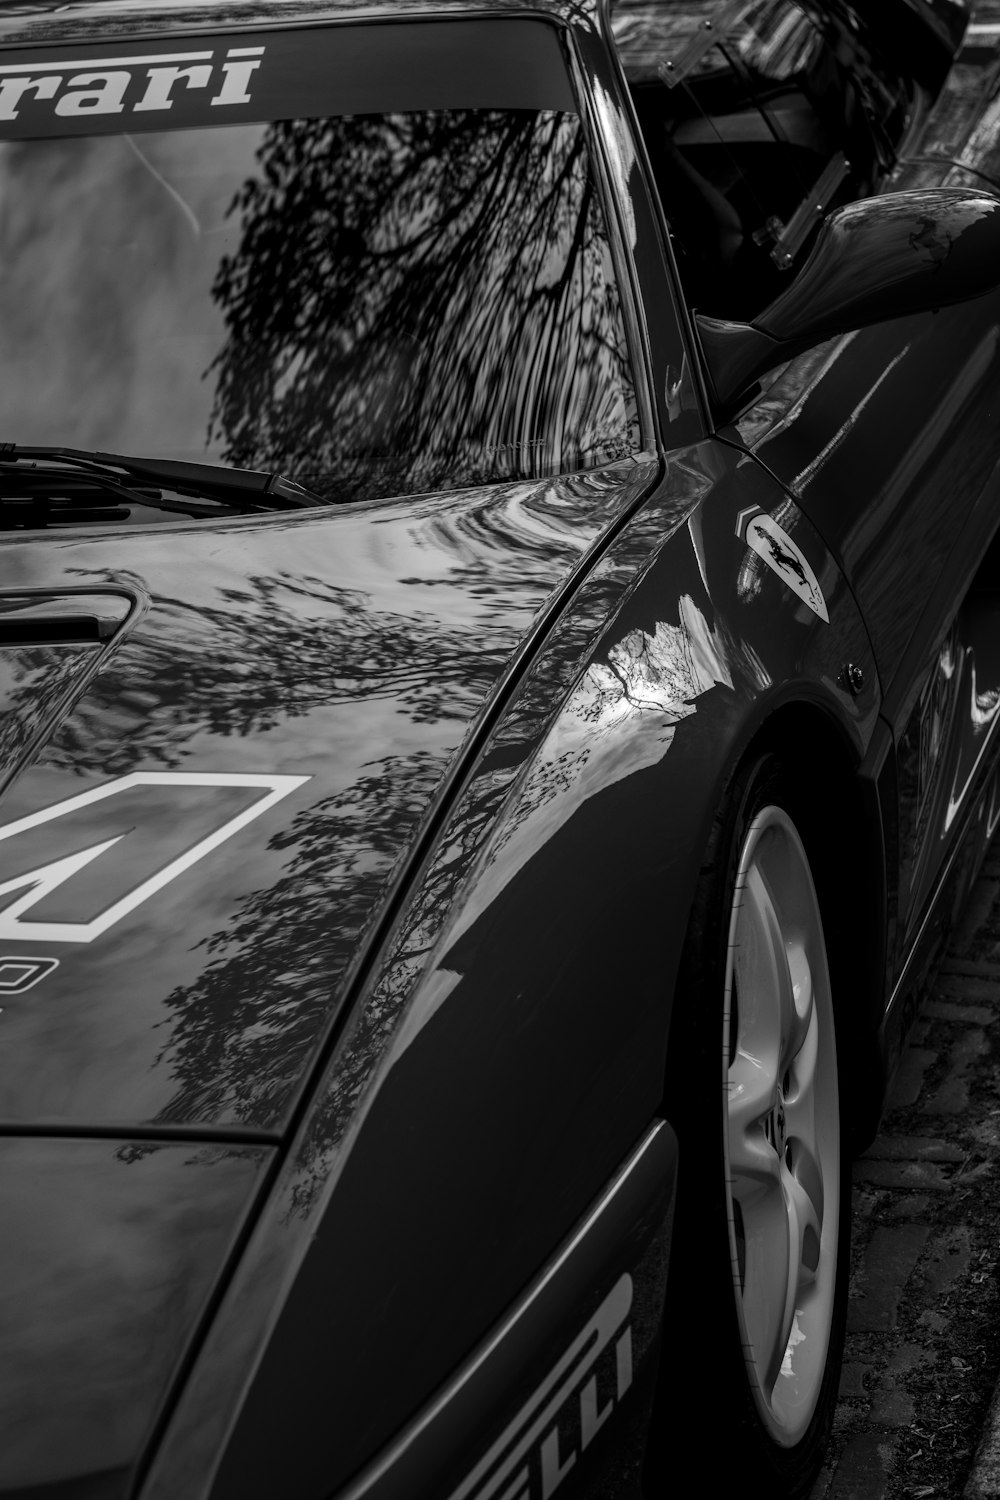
[722, 804, 840, 1447]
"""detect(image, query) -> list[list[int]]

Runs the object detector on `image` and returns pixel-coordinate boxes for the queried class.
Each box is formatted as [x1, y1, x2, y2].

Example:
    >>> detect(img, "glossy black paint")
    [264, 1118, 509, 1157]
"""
[760, 189, 1000, 341]
[0, 466, 658, 1132]
[139, 436, 879, 1498]
[733, 25, 1000, 1071]
[699, 188, 1000, 410]
[216, 1129, 675, 1500]
[0, 1140, 271, 1499]
[2, 1, 1000, 1497]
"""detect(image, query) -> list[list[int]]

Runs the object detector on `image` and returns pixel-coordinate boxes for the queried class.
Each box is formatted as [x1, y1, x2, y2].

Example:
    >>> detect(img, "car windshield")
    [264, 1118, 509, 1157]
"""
[0, 20, 640, 507]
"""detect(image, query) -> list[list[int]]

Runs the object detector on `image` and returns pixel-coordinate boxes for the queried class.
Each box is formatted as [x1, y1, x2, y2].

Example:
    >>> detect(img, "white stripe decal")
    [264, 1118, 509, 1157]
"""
[0, 772, 310, 944]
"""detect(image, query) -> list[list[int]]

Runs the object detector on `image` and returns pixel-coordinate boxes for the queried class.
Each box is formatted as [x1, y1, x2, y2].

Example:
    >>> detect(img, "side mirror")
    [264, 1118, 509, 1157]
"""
[696, 188, 1000, 416]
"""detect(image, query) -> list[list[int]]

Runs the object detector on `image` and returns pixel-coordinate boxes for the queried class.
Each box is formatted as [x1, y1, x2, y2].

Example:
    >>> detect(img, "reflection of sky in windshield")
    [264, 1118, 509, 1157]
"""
[1, 109, 637, 495]
[0, 125, 262, 457]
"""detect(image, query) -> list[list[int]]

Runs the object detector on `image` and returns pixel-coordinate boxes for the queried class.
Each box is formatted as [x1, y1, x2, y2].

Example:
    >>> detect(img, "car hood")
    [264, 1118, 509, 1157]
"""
[0, 464, 652, 1136]
[0, 1137, 273, 1500]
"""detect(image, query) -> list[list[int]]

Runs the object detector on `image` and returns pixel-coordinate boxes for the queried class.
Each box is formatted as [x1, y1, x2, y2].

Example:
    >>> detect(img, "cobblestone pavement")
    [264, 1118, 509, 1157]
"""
[809, 846, 1000, 1500]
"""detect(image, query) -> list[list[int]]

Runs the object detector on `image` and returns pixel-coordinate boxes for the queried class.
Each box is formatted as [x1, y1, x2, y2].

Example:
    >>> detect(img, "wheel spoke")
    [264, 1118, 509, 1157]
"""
[728, 1119, 781, 1192]
[733, 861, 793, 1064]
[781, 935, 815, 1076]
[728, 1050, 775, 1143]
[739, 1176, 794, 1390]
[734, 860, 815, 1079]
[784, 1006, 819, 1147]
[783, 1158, 823, 1296]
[740, 1161, 824, 1405]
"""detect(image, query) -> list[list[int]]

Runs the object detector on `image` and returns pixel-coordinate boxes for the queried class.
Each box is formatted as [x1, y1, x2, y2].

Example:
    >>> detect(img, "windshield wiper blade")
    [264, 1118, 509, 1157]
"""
[0, 444, 323, 510]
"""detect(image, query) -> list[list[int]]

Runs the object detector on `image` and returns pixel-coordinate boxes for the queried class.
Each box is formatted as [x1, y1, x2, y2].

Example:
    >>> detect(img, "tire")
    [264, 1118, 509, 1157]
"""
[645, 752, 850, 1498]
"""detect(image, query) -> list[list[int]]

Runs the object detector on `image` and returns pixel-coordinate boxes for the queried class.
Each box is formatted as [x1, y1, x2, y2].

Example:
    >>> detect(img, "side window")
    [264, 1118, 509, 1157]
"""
[611, 0, 913, 320]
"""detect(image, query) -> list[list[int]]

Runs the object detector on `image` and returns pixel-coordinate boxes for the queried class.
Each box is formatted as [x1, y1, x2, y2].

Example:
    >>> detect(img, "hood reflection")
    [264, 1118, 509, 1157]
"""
[444, 593, 732, 956]
[0, 463, 648, 1132]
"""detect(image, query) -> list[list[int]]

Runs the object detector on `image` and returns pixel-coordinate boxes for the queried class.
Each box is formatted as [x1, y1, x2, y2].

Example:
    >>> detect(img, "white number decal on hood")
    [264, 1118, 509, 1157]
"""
[0, 771, 309, 944]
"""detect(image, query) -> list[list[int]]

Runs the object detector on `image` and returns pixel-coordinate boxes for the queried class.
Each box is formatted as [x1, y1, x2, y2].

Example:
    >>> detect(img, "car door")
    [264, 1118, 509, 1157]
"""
[607, 0, 1000, 972]
[738, 136, 1000, 970]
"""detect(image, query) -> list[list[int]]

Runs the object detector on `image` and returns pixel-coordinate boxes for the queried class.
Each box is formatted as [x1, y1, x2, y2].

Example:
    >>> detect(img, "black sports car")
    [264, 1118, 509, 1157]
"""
[3, 0, 1000, 1495]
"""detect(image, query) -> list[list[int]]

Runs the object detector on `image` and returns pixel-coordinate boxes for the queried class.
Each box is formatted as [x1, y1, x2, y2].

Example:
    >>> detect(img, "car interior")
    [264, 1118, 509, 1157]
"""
[611, 0, 914, 319]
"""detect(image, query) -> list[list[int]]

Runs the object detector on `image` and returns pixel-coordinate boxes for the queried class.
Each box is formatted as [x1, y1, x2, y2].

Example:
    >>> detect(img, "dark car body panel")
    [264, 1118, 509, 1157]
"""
[216, 1128, 676, 1500]
[746, 302, 1000, 696]
[0, 1139, 271, 1499]
[2, 0, 999, 1495]
[741, 142, 1000, 998]
[136, 437, 878, 1497]
[0, 462, 660, 1132]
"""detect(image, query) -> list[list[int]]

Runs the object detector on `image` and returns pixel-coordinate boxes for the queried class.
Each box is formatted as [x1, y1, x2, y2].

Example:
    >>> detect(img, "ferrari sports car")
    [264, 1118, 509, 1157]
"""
[4, 0, 1000, 1494]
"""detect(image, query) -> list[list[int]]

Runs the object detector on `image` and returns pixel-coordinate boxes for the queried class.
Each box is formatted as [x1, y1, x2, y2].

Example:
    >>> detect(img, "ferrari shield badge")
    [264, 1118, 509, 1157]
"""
[737, 507, 829, 624]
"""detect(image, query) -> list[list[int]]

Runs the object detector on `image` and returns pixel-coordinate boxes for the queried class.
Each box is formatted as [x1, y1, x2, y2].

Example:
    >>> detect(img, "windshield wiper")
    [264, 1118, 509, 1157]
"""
[0, 444, 323, 512]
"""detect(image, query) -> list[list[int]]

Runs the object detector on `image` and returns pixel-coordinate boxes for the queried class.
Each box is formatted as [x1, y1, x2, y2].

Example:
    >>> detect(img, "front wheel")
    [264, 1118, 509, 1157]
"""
[646, 756, 850, 1497]
[725, 800, 842, 1450]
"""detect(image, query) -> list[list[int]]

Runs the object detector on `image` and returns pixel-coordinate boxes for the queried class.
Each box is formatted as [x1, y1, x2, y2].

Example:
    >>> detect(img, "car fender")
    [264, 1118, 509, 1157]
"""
[143, 436, 882, 1500]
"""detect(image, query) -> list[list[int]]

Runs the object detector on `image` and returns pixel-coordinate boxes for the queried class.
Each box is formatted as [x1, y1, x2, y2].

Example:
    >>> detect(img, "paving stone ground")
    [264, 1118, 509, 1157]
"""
[808, 845, 1000, 1500]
